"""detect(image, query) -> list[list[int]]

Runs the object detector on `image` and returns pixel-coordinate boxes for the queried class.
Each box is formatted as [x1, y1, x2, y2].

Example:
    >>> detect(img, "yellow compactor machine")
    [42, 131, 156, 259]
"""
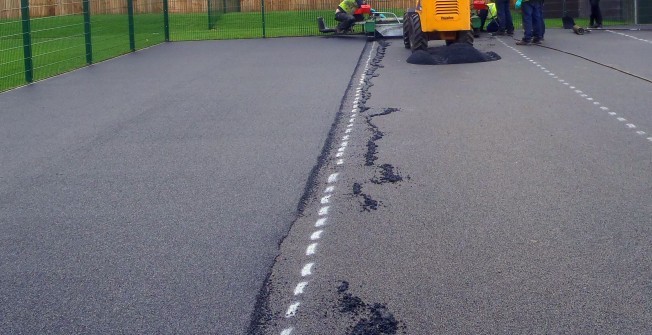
[403, 0, 474, 51]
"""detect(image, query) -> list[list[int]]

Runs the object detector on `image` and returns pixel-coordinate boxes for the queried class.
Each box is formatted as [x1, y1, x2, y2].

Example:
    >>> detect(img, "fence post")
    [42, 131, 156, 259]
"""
[20, 0, 33, 83]
[261, 0, 266, 38]
[163, 0, 170, 41]
[82, 0, 93, 64]
[127, 0, 136, 51]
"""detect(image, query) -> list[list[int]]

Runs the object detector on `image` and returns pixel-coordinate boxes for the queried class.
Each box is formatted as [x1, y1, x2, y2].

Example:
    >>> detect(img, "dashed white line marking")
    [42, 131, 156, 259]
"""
[318, 206, 329, 216]
[301, 263, 314, 276]
[306, 243, 318, 255]
[280, 41, 378, 335]
[327, 173, 339, 183]
[310, 230, 323, 240]
[285, 303, 300, 317]
[294, 282, 308, 295]
[315, 218, 327, 227]
[320, 195, 331, 204]
[499, 38, 650, 145]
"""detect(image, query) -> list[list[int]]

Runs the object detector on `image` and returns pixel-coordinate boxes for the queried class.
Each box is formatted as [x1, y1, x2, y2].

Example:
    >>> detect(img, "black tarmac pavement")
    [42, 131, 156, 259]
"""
[260, 29, 652, 334]
[1, 27, 651, 335]
[0, 38, 364, 334]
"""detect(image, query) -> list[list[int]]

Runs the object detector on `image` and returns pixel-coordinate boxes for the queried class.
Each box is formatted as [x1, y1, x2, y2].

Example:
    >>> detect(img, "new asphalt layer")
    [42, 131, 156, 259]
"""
[1, 28, 651, 334]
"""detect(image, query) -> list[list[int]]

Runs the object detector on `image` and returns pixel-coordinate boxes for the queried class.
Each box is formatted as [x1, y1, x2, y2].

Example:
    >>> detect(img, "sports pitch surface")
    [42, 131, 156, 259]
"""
[1, 28, 651, 334]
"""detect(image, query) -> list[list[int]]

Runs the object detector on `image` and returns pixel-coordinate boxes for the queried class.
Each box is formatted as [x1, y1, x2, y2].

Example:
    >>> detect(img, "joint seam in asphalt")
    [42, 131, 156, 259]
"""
[278, 41, 377, 335]
[498, 38, 652, 144]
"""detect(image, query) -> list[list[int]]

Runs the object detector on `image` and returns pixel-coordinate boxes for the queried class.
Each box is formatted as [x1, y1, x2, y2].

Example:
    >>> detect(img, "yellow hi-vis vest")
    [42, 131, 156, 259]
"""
[338, 0, 360, 13]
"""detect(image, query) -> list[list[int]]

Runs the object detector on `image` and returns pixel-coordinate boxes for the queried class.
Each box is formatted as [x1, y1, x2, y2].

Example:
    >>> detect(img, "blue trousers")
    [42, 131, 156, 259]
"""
[521, 1, 543, 41]
[495, 0, 514, 33]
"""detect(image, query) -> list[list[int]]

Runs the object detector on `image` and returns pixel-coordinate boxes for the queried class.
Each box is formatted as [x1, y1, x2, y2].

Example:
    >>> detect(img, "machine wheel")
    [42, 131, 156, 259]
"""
[402, 13, 412, 49]
[456, 30, 474, 45]
[409, 14, 428, 52]
[445, 30, 474, 46]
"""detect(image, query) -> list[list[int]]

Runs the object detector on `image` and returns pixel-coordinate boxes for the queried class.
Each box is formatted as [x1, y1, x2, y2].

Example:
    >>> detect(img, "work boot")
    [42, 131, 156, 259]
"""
[532, 38, 542, 44]
[515, 39, 532, 45]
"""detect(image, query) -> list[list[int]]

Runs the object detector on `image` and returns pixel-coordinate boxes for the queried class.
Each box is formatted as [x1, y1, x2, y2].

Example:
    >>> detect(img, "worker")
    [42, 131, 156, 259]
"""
[335, 0, 365, 34]
[589, 0, 603, 28]
[478, 1, 498, 32]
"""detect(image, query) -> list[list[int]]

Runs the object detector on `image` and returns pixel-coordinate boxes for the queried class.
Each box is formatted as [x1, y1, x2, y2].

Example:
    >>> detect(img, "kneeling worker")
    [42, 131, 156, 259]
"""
[335, 0, 365, 33]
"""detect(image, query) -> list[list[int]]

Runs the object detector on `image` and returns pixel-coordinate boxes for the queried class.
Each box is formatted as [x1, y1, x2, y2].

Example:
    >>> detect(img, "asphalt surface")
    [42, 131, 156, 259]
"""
[0, 38, 364, 334]
[1, 28, 651, 335]
[260, 29, 652, 334]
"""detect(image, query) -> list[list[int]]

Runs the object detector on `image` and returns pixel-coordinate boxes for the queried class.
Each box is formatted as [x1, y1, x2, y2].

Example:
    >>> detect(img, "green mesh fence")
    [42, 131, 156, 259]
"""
[0, 0, 645, 92]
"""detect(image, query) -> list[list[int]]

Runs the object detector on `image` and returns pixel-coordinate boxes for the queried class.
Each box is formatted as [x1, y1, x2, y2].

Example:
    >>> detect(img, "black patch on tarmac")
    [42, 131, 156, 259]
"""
[372, 164, 404, 184]
[352, 183, 380, 211]
[336, 281, 405, 335]
[364, 108, 400, 166]
[407, 43, 501, 65]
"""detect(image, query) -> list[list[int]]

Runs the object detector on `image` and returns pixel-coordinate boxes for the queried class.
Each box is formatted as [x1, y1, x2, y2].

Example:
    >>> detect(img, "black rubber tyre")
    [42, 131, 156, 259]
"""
[409, 14, 428, 52]
[402, 13, 412, 49]
[456, 30, 474, 45]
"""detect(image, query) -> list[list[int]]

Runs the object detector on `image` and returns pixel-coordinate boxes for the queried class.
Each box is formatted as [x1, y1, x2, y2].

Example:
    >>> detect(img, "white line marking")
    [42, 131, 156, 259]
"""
[601, 107, 610, 111]
[311, 230, 324, 240]
[609, 112, 617, 115]
[301, 263, 314, 276]
[320, 195, 331, 204]
[636, 131, 646, 135]
[324, 186, 335, 193]
[345, 128, 352, 133]
[341, 141, 349, 147]
[626, 124, 637, 129]
[336, 152, 344, 157]
[342, 135, 349, 140]
[318, 206, 329, 215]
[327, 173, 339, 183]
[294, 282, 308, 295]
[315, 218, 327, 227]
[306, 243, 318, 255]
[337, 147, 345, 152]
[281, 328, 293, 335]
[617, 117, 627, 122]
[285, 303, 300, 317]
[337, 159, 344, 165]
[647, 137, 652, 142]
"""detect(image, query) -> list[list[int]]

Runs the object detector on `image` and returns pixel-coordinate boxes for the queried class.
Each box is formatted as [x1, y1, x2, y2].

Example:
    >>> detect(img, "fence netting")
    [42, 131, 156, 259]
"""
[1, 0, 647, 92]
